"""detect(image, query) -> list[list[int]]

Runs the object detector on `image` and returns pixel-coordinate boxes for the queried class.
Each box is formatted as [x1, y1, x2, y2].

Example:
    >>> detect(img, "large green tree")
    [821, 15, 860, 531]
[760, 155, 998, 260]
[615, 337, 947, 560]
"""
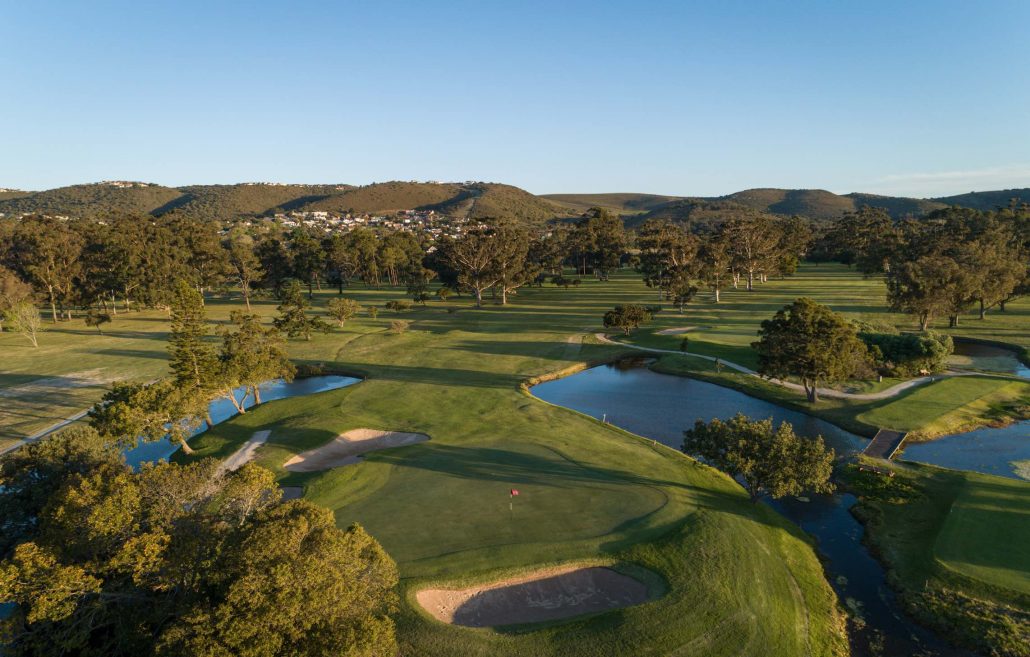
[682, 413, 835, 502]
[602, 304, 652, 335]
[0, 265, 33, 334]
[443, 227, 499, 307]
[635, 219, 699, 303]
[753, 298, 870, 403]
[216, 312, 295, 408]
[273, 279, 331, 340]
[224, 231, 263, 311]
[8, 216, 83, 322]
[168, 281, 217, 393]
[0, 448, 398, 657]
[724, 211, 782, 291]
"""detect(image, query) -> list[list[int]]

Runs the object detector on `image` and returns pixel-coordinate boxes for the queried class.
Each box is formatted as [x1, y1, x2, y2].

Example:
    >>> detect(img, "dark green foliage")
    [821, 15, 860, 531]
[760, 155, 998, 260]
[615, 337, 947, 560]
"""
[83, 309, 111, 334]
[273, 279, 331, 340]
[0, 426, 122, 557]
[603, 304, 652, 335]
[0, 451, 398, 657]
[860, 331, 954, 376]
[167, 281, 216, 390]
[753, 298, 871, 402]
[682, 413, 834, 502]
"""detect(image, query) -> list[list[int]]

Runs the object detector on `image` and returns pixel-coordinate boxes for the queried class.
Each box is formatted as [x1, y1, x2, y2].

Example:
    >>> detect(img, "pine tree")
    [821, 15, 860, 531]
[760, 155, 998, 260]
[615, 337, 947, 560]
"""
[273, 279, 330, 340]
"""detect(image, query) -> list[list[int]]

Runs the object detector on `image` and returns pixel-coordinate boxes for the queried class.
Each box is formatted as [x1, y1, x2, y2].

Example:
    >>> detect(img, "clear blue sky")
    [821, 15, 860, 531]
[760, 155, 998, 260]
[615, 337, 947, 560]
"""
[2, 0, 1029, 197]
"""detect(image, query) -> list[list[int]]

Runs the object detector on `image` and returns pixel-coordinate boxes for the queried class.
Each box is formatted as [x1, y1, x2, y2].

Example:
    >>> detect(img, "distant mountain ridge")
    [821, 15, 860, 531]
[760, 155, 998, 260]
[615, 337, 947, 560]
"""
[2, 180, 1027, 226]
[0, 180, 565, 226]
[544, 186, 1029, 224]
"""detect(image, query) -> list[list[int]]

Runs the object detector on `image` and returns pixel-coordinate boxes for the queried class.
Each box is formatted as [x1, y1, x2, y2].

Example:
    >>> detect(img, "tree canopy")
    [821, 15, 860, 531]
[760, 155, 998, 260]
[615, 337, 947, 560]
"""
[753, 298, 870, 402]
[0, 440, 398, 657]
[682, 413, 835, 502]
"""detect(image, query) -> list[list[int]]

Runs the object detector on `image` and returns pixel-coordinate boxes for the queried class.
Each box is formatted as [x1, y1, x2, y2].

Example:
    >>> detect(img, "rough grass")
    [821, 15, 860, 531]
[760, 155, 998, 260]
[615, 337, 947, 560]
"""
[859, 376, 1030, 439]
[845, 461, 1030, 656]
[169, 276, 847, 656]
[4, 262, 1028, 654]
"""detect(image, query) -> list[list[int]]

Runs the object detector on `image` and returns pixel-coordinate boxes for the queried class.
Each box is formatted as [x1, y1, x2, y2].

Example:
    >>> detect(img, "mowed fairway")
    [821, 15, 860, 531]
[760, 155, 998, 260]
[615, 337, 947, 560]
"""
[4, 263, 1030, 655]
[171, 274, 848, 656]
[848, 460, 1030, 652]
[935, 475, 1030, 594]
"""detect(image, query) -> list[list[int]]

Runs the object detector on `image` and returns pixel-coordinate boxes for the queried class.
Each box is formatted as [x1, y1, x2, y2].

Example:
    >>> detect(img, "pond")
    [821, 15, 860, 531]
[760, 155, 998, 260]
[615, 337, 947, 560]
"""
[904, 340, 1030, 480]
[949, 340, 1030, 378]
[122, 375, 361, 469]
[532, 362, 977, 657]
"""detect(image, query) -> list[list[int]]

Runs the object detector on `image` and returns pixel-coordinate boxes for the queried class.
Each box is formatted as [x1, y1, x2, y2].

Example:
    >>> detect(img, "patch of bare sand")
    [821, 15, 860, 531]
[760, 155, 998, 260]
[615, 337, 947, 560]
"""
[283, 428, 429, 472]
[655, 326, 698, 335]
[416, 565, 652, 627]
[0, 369, 112, 399]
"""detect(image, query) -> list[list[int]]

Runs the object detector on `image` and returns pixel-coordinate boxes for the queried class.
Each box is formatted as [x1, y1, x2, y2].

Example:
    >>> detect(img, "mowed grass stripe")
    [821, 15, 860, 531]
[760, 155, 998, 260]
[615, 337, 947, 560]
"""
[934, 476, 1030, 595]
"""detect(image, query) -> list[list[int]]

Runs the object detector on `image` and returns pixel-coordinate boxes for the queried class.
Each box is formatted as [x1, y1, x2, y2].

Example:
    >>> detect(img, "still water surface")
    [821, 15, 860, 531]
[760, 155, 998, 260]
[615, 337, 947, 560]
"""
[533, 362, 978, 657]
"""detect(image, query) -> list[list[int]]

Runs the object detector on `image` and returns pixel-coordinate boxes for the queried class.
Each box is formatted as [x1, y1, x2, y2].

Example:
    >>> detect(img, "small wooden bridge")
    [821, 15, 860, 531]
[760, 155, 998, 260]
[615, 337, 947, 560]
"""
[863, 429, 907, 460]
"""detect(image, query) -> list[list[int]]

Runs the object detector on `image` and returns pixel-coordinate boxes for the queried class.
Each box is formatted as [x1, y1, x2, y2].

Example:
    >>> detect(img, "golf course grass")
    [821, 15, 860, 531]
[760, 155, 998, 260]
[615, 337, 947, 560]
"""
[845, 461, 1030, 655]
[2, 263, 1029, 654]
[858, 375, 1030, 440]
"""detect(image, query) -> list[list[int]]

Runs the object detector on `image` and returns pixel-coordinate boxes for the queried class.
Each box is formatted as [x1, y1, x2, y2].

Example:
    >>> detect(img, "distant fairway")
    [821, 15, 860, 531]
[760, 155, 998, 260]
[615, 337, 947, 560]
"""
[5, 263, 1030, 655]
[935, 475, 1030, 594]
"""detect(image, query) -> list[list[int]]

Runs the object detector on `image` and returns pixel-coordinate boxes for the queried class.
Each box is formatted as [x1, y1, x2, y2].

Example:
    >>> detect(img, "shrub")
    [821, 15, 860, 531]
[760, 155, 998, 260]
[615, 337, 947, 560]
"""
[389, 320, 410, 334]
[385, 300, 411, 312]
[860, 331, 953, 376]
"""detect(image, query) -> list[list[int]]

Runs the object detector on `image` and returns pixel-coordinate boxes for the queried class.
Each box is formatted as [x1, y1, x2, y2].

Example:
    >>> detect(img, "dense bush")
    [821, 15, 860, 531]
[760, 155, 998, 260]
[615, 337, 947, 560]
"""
[859, 330, 953, 376]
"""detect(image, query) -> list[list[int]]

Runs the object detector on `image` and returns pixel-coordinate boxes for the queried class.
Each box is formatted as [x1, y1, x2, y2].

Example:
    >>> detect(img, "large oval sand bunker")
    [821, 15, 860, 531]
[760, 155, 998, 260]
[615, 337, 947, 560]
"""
[416, 566, 653, 627]
[283, 429, 429, 472]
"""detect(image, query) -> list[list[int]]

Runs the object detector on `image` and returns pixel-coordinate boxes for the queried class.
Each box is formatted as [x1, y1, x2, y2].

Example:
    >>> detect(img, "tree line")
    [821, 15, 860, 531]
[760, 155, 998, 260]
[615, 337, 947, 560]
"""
[823, 205, 1029, 329]
[2, 202, 1027, 347]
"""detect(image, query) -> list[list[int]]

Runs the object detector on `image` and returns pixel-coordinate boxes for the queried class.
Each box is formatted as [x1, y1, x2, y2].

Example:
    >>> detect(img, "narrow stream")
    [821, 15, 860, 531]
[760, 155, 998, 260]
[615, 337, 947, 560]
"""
[532, 361, 980, 657]
[122, 374, 360, 469]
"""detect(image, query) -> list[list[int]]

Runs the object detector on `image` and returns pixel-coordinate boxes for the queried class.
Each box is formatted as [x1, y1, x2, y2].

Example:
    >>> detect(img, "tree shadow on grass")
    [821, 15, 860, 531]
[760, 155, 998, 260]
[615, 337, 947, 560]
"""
[369, 443, 779, 528]
[357, 363, 523, 389]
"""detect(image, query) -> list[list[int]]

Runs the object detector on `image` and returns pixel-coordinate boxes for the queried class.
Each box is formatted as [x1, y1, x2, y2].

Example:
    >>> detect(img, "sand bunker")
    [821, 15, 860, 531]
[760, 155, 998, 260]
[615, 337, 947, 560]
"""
[283, 428, 429, 472]
[416, 566, 652, 627]
[656, 326, 698, 335]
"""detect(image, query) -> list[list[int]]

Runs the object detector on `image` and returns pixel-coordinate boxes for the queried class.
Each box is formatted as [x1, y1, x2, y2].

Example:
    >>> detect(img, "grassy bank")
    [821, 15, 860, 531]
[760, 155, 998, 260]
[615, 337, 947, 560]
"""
[4, 262, 1028, 654]
[621, 264, 1030, 440]
[843, 461, 1030, 657]
[169, 276, 847, 656]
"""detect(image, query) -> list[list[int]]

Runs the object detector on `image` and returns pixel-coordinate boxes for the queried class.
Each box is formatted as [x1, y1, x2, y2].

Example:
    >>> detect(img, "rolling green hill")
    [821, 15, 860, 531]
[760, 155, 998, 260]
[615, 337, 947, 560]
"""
[542, 193, 681, 215]
[3, 179, 1026, 226]
[163, 183, 353, 220]
[0, 180, 567, 225]
[0, 182, 184, 219]
[934, 188, 1030, 211]
[549, 188, 958, 226]
[845, 192, 947, 217]
[0, 189, 31, 201]
[719, 188, 856, 220]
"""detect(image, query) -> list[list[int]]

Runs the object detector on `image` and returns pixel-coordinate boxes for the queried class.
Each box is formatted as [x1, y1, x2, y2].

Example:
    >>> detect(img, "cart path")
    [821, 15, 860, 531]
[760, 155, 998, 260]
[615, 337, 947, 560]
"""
[594, 333, 994, 401]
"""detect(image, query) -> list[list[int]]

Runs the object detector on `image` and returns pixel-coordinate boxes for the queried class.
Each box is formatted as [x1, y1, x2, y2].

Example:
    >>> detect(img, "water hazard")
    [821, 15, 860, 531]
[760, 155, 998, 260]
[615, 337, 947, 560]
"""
[122, 375, 360, 468]
[532, 361, 977, 657]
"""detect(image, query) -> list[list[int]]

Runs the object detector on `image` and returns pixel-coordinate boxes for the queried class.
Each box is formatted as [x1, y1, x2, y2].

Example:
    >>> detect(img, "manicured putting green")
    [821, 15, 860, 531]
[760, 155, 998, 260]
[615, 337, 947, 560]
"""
[934, 476, 1030, 595]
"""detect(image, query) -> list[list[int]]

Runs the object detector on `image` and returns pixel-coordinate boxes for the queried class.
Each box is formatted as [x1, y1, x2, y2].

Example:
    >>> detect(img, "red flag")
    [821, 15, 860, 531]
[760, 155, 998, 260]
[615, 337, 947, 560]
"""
[510, 489, 519, 496]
